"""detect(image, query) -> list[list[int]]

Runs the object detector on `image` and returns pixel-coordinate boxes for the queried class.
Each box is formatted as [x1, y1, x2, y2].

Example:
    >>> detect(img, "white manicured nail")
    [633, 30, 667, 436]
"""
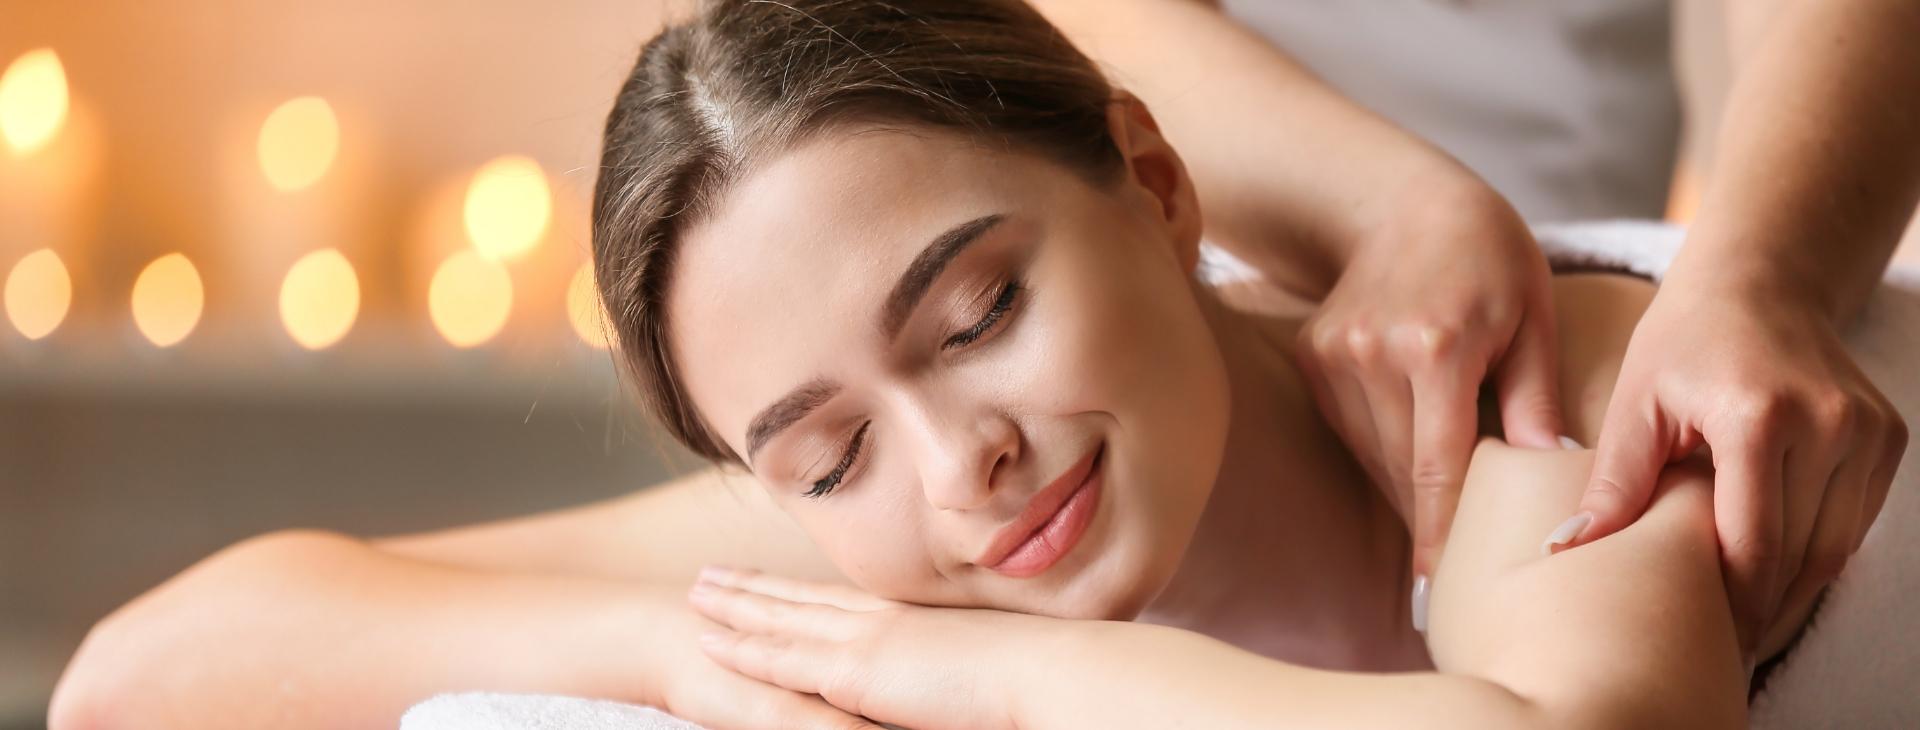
[1558, 435, 1582, 450]
[1540, 513, 1593, 555]
[1411, 574, 1430, 634]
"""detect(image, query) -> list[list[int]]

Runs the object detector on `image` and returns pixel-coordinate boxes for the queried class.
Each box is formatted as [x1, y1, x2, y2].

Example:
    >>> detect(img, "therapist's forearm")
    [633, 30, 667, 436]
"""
[1025, 0, 1483, 298]
[1671, 0, 1920, 322]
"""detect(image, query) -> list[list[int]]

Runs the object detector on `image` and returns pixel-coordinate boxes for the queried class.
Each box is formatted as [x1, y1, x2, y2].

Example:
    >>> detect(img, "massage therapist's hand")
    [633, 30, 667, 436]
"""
[1293, 173, 1566, 582]
[1558, 274, 1908, 657]
[687, 566, 1069, 730]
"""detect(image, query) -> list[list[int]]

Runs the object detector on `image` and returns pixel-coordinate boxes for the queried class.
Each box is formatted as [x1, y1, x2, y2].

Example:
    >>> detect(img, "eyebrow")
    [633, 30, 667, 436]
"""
[742, 213, 1006, 464]
[880, 213, 1005, 340]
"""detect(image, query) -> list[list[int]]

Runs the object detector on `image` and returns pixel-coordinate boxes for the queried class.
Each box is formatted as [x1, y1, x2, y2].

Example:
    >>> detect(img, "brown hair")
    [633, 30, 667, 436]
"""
[590, 0, 1120, 465]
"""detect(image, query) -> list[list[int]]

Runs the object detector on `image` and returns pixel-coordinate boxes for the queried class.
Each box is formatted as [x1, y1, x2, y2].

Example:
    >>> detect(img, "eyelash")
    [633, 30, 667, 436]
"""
[806, 279, 1025, 499]
[942, 279, 1023, 350]
[806, 421, 869, 499]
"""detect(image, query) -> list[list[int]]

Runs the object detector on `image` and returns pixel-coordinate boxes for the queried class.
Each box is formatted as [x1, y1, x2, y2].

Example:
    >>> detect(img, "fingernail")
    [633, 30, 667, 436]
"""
[697, 565, 735, 584]
[1558, 435, 1582, 450]
[1411, 574, 1430, 635]
[1540, 512, 1594, 555]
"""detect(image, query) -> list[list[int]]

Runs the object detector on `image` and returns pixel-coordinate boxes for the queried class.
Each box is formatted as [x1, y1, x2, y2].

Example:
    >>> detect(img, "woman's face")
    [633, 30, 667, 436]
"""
[669, 111, 1232, 619]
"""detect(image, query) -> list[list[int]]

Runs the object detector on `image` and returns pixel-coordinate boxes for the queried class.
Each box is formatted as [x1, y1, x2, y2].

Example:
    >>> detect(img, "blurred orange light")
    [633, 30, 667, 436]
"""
[0, 48, 69, 155]
[131, 253, 203, 347]
[279, 249, 359, 350]
[257, 97, 339, 192]
[463, 155, 551, 261]
[566, 263, 612, 349]
[429, 250, 512, 348]
[4, 249, 71, 340]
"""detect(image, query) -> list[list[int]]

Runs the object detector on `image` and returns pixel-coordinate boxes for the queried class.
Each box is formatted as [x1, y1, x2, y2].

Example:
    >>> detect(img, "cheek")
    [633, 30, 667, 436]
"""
[796, 497, 951, 600]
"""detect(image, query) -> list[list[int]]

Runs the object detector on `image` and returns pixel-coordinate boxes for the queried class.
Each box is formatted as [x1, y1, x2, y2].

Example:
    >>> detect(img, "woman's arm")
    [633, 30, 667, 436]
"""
[369, 466, 843, 585]
[49, 530, 868, 730]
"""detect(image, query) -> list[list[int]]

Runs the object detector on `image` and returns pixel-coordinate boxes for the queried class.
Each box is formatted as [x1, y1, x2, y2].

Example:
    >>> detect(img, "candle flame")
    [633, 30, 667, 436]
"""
[131, 253, 203, 348]
[463, 155, 551, 261]
[279, 249, 359, 350]
[429, 250, 512, 348]
[4, 249, 71, 340]
[258, 97, 339, 192]
[0, 48, 69, 155]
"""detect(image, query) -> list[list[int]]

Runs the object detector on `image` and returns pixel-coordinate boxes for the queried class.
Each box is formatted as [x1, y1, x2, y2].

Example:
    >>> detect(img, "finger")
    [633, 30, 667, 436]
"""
[1493, 309, 1565, 449]
[1354, 357, 1415, 503]
[1567, 395, 1669, 549]
[699, 566, 899, 612]
[700, 630, 831, 699]
[1295, 327, 1393, 503]
[1775, 447, 1872, 641]
[1712, 439, 1788, 656]
[1408, 362, 1484, 579]
[689, 583, 860, 642]
[1856, 414, 1909, 553]
[1762, 442, 1842, 642]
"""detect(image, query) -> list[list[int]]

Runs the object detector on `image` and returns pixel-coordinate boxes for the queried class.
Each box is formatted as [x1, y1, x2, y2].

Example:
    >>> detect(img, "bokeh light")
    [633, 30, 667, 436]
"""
[462, 155, 551, 261]
[130, 253, 203, 347]
[0, 48, 69, 155]
[428, 249, 512, 348]
[4, 249, 72, 340]
[565, 263, 612, 349]
[278, 248, 359, 350]
[257, 96, 339, 192]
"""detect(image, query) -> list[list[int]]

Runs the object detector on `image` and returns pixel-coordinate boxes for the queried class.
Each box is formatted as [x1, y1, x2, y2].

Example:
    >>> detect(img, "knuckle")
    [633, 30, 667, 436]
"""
[1410, 462, 1458, 493]
[1396, 321, 1459, 362]
[1344, 327, 1382, 362]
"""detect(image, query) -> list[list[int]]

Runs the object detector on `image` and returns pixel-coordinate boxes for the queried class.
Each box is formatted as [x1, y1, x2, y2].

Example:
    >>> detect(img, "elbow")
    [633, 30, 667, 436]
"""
[46, 529, 359, 729]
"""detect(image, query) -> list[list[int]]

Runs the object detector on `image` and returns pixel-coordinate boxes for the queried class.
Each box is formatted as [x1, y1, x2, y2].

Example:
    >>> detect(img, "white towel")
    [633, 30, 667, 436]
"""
[401, 221, 1920, 728]
[399, 691, 698, 730]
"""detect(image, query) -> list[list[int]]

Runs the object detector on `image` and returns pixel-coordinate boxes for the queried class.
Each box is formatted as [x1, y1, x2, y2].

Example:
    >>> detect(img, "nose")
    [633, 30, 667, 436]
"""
[898, 392, 1020, 511]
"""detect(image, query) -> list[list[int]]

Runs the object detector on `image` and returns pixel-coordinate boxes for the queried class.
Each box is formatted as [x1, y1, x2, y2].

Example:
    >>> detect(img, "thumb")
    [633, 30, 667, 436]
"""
[1565, 400, 1669, 549]
[1494, 312, 1565, 449]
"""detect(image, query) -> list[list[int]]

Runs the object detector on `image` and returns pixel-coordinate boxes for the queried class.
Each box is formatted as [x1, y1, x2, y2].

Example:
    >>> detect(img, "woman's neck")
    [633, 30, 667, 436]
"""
[1136, 282, 1431, 672]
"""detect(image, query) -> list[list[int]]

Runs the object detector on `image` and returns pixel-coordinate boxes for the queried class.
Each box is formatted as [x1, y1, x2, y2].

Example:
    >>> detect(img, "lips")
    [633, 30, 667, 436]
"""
[977, 442, 1104, 577]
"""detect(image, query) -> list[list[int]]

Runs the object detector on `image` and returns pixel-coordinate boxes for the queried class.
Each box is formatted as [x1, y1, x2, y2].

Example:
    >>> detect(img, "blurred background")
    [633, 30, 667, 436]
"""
[3, 2, 1919, 728]
[0, 2, 698, 726]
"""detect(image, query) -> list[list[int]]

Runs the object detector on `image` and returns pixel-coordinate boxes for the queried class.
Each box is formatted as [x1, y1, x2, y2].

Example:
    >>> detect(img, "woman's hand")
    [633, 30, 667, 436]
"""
[650, 592, 889, 730]
[686, 567, 1076, 730]
[1561, 274, 1909, 658]
[1293, 174, 1566, 584]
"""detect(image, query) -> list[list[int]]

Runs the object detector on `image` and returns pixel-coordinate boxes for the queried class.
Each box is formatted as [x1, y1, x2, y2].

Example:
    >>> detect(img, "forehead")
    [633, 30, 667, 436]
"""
[667, 127, 1070, 452]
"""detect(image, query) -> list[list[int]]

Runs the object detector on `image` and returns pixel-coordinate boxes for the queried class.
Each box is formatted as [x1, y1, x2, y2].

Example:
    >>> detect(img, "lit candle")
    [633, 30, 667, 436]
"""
[0, 48, 103, 339]
[216, 95, 375, 352]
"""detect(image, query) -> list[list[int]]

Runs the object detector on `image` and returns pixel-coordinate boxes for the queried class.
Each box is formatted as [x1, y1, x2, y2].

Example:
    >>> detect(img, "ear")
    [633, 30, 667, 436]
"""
[1105, 91, 1204, 273]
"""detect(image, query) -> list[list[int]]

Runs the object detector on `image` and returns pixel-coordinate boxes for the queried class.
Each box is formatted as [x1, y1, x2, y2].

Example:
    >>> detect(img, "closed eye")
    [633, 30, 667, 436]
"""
[943, 279, 1023, 350]
[805, 421, 870, 499]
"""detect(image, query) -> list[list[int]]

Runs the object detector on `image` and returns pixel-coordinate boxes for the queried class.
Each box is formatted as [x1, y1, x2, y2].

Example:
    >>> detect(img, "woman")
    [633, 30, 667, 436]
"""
[45, 1, 1902, 728]
[572, 0, 1782, 726]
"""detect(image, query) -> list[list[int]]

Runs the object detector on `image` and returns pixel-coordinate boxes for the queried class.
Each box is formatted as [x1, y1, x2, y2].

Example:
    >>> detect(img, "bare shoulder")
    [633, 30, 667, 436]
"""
[370, 466, 845, 585]
[1420, 270, 1747, 727]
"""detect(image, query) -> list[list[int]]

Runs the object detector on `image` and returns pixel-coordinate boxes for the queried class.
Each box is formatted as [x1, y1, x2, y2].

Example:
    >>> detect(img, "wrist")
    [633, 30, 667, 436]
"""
[1338, 162, 1512, 267]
